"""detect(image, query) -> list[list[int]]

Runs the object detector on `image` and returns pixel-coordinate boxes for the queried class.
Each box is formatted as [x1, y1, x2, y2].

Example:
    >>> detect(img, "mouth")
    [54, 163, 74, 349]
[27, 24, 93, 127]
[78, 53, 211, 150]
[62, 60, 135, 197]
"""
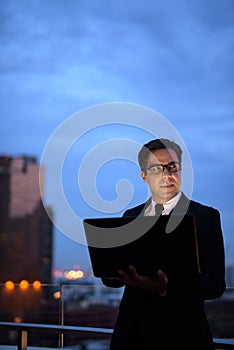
[160, 183, 175, 189]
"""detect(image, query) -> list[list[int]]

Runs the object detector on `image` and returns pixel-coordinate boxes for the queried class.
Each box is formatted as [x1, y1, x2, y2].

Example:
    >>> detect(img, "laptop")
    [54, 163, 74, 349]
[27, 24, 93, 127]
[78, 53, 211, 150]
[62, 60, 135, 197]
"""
[83, 214, 201, 279]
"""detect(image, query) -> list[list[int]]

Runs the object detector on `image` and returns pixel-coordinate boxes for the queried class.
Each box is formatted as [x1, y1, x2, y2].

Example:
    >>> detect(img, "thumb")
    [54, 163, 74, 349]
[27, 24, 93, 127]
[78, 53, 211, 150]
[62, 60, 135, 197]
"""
[157, 269, 168, 284]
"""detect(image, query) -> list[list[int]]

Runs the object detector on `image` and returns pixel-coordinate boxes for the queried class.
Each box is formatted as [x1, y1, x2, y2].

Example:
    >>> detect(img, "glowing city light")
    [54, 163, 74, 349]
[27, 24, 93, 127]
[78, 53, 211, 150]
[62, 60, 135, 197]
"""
[19, 279, 29, 290]
[5, 280, 15, 291]
[53, 291, 61, 299]
[64, 269, 84, 280]
[33, 280, 42, 290]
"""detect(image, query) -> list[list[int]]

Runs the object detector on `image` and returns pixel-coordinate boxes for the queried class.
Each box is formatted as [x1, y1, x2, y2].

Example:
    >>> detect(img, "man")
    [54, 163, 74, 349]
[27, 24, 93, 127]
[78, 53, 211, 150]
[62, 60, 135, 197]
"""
[102, 138, 226, 350]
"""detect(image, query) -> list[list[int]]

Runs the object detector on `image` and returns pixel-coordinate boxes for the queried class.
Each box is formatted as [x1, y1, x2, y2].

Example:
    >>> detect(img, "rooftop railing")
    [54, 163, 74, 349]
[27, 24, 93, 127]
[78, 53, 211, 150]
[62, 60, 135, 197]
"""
[0, 321, 234, 350]
[0, 283, 233, 349]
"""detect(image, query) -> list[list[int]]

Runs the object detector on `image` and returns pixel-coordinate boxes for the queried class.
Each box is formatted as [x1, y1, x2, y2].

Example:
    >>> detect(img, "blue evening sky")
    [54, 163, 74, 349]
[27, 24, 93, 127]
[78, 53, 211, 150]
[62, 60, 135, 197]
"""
[1, 0, 234, 272]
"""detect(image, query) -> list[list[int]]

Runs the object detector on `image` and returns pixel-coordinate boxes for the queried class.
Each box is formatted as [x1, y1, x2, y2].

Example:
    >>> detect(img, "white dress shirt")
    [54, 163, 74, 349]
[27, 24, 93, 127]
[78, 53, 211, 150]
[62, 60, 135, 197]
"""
[144, 191, 182, 216]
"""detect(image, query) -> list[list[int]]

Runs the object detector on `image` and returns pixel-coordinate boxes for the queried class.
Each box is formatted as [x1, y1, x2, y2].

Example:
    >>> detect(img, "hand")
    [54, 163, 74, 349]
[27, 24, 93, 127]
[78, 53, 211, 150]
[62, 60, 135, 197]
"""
[117, 265, 168, 294]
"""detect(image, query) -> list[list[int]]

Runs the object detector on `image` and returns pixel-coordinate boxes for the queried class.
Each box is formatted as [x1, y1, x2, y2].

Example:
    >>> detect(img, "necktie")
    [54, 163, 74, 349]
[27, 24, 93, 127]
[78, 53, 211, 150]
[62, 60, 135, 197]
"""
[155, 203, 164, 215]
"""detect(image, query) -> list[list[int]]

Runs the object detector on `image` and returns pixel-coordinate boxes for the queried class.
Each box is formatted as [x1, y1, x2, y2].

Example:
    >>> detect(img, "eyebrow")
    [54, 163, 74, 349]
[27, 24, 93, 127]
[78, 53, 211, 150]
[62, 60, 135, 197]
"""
[147, 161, 179, 167]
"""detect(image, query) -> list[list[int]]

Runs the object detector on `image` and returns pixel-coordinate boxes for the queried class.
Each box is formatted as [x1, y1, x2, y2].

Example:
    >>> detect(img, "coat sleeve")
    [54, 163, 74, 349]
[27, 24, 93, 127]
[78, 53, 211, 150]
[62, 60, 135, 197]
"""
[194, 207, 226, 300]
[167, 206, 226, 300]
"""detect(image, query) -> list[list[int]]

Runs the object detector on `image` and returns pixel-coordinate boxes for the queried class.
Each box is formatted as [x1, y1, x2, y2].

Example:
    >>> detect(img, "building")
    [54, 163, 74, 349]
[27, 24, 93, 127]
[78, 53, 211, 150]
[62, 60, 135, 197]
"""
[0, 155, 53, 284]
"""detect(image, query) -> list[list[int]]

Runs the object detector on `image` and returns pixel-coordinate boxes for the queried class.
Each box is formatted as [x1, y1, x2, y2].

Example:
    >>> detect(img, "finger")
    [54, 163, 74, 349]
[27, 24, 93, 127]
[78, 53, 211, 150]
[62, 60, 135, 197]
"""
[118, 270, 132, 283]
[118, 270, 128, 279]
[128, 265, 140, 279]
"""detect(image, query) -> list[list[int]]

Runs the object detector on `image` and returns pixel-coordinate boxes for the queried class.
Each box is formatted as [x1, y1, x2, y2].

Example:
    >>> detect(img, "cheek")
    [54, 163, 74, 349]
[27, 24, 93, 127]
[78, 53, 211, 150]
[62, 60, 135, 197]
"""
[147, 177, 158, 187]
[173, 175, 181, 187]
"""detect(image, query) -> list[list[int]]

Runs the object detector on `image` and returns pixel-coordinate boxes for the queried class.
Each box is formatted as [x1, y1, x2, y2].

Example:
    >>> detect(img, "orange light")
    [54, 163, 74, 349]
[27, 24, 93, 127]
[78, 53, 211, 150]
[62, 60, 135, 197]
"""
[19, 280, 29, 290]
[32, 280, 41, 290]
[53, 291, 61, 299]
[5, 280, 15, 291]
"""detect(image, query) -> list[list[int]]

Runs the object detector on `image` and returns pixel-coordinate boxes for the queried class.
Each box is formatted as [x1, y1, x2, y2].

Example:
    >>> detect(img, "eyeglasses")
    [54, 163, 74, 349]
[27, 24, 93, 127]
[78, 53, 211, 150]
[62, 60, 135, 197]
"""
[143, 161, 181, 175]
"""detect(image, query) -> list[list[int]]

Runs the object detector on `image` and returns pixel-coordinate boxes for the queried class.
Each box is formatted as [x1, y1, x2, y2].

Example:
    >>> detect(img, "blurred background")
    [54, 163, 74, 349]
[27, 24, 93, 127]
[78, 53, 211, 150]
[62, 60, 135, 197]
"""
[0, 0, 234, 283]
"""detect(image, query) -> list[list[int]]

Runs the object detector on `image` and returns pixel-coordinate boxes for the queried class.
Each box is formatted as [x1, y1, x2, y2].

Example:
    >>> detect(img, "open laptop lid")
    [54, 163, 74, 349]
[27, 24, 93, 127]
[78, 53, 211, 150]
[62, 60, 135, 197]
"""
[83, 214, 200, 279]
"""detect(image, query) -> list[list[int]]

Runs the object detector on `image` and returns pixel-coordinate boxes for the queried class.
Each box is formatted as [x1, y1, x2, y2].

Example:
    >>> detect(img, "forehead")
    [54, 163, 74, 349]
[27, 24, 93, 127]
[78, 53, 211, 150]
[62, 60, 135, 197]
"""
[147, 148, 179, 164]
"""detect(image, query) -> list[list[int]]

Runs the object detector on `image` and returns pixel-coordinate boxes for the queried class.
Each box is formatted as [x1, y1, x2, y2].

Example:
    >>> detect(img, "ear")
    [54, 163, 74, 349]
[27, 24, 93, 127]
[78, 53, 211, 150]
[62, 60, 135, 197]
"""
[141, 171, 148, 183]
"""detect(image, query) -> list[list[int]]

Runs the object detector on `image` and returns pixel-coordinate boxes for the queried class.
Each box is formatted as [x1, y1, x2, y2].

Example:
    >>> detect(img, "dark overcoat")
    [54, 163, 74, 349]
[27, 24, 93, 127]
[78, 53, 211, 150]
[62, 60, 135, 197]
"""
[102, 193, 226, 350]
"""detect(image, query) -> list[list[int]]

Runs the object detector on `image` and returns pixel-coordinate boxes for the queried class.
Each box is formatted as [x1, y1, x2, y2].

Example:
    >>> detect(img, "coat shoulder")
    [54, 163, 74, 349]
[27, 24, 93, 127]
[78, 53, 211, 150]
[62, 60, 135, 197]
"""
[122, 202, 147, 217]
[189, 198, 219, 214]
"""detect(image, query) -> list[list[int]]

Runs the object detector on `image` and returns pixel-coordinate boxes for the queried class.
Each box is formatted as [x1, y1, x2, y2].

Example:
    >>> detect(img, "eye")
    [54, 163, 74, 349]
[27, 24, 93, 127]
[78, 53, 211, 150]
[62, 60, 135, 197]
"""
[168, 162, 180, 172]
[168, 163, 177, 171]
[150, 165, 163, 172]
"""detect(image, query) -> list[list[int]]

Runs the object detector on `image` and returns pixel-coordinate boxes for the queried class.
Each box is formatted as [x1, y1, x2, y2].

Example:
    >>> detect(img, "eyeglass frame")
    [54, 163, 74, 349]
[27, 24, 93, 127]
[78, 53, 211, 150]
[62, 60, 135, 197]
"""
[142, 161, 181, 175]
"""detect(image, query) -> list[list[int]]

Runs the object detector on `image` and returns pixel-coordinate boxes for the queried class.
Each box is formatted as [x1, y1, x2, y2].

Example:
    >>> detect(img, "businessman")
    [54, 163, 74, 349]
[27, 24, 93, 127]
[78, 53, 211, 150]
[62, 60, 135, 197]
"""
[102, 138, 226, 350]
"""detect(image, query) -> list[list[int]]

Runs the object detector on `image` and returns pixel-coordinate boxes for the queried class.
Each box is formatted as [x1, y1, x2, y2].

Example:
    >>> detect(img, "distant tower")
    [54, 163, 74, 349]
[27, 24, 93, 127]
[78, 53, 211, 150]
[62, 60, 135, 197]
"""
[0, 155, 53, 284]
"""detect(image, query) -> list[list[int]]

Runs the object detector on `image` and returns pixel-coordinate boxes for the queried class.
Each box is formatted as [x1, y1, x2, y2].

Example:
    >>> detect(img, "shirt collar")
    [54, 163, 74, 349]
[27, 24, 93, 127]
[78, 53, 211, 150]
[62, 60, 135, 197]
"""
[144, 191, 182, 216]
